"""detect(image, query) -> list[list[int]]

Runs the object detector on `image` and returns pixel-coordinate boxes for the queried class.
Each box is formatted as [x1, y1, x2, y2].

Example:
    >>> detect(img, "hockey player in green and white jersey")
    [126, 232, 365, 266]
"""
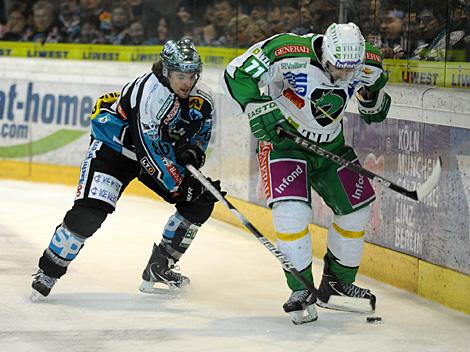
[224, 23, 391, 324]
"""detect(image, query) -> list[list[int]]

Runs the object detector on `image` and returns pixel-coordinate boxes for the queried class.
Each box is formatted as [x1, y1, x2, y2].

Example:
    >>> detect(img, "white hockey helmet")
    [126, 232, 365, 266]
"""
[321, 22, 365, 78]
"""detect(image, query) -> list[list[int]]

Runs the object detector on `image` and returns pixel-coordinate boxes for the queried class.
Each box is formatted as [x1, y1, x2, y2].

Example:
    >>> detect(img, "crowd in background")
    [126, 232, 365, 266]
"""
[0, 0, 468, 61]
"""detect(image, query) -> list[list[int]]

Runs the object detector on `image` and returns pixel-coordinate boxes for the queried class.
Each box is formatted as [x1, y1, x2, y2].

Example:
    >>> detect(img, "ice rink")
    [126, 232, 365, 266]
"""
[0, 180, 468, 352]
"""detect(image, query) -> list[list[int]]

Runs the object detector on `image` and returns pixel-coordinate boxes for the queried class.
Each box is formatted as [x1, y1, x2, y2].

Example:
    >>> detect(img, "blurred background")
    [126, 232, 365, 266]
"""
[0, 0, 468, 61]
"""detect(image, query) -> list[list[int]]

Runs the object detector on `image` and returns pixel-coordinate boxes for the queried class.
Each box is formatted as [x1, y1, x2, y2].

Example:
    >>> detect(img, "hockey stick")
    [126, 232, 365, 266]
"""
[277, 127, 442, 202]
[186, 164, 319, 297]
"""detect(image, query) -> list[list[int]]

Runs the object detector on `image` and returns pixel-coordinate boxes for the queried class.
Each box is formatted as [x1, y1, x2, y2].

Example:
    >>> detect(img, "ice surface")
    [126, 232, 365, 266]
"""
[0, 180, 468, 352]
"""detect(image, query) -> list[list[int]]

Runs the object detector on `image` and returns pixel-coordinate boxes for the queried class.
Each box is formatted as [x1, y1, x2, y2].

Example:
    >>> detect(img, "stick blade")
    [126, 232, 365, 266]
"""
[416, 156, 442, 201]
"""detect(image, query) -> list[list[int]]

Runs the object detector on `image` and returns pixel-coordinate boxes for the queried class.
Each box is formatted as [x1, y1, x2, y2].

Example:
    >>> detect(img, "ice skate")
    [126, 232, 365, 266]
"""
[139, 244, 190, 294]
[283, 289, 318, 325]
[317, 262, 375, 313]
[31, 270, 57, 301]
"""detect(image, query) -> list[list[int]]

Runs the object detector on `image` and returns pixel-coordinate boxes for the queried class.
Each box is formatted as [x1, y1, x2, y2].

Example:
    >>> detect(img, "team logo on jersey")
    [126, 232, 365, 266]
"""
[282, 88, 305, 109]
[362, 67, 374, 75]
[274, 45, 310, 57]
[310, 88, 347, 126]
[189, 97, 204, 111]
[283, 72, 308, 97]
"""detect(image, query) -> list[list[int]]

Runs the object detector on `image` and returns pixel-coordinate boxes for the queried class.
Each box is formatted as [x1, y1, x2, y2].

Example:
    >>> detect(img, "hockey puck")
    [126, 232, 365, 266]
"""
[366, 316, 382, 323]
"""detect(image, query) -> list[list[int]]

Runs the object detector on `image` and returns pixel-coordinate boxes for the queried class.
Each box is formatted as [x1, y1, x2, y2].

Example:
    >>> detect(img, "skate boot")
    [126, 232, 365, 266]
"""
[317, 260, 375, 313]
[139, 244, 190, 293]
[31, 269, 58, 301]
[283, 289, 318, 325]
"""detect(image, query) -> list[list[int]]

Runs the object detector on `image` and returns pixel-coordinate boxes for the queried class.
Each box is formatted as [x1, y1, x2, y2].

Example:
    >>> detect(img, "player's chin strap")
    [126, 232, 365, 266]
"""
[186, 164, 319, 301]
[277, 126, 442, 202]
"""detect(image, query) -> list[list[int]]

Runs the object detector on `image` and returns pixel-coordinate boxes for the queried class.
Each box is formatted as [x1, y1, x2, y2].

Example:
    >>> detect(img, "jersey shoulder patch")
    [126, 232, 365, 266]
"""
[263, 34, 313, 61]
[364, 42, 384, 67]
[190, 82, 214, 115]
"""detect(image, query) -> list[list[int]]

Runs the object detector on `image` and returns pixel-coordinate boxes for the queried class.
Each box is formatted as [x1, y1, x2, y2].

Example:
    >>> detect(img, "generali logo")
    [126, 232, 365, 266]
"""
[274, 45, 310, 57]
[365, 51, 382, 63]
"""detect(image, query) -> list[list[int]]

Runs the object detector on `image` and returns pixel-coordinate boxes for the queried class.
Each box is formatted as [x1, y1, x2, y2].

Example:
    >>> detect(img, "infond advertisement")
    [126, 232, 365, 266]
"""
[0, 79, 118, 165]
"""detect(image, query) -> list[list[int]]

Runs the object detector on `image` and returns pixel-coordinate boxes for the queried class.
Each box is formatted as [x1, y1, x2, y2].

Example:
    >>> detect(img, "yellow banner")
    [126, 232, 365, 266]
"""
[384, 59, 470, 89]
[0, 41, 245, 66]
[0, 41, 468, 88]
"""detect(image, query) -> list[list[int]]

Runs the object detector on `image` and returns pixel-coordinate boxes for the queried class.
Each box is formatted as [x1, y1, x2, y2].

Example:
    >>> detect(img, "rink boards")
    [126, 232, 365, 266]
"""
[0, 57, 468, 314]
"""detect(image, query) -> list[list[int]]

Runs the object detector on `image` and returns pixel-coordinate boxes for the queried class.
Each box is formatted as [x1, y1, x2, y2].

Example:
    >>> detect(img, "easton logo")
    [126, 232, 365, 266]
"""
[365, 51, 382, 63]
[283, 88, 305, 109]
[274, 45, 310, 57]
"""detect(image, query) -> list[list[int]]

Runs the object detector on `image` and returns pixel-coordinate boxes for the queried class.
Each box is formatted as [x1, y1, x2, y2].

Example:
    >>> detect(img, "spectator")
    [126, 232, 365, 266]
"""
[0, 3, 29, 41]
[129, 0, 143, 20]
[75, 17, 105, 43]
[157, 16, 176, 44]
[250, 4, 267, 21]
[80, 0, 111, 33]
[281, 1, 301, 33]
[122, 19, 158, 45]
[309, 0, 338, 33]
[199, 3, 216, 45]
[59, 0, 81, 42]
[245, 18, 270, 46]
[211, 0, 236, 46]
[175, 3, 197, 42]
[380, 9, 407, 59]
[446, 0, 470, 61]
[412, 7, 447, 60]
[108, 2, 132, 45]
[226, 13, 252, 48]
[267, 6, 285, 35]
[25, 0, 66, 43]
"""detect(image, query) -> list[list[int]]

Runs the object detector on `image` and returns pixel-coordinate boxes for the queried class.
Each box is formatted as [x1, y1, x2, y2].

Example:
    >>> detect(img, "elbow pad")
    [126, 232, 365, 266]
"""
[357, 89, 391, 124]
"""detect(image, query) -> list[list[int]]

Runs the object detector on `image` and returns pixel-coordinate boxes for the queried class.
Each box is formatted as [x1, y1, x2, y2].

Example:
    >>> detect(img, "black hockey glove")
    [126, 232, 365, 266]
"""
[172, 176, 226, 204]
[172, 174, 205, 203]
[175, 143, 205, 169]
[197, 178, 226, 205]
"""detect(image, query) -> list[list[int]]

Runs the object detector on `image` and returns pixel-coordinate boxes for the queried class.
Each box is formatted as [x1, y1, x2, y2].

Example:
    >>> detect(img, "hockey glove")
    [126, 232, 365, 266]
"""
[357, 89, 391, 124]
[172, 175, 204, 203]
[197, 178, 227, 205]
[175, 143, 205, 169]
[172, 176, 226, 204]
[245, 101, 285, 144]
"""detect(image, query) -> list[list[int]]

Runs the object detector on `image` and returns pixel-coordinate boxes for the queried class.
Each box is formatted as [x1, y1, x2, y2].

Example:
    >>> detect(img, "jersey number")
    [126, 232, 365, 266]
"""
[245, 58, 266, 79]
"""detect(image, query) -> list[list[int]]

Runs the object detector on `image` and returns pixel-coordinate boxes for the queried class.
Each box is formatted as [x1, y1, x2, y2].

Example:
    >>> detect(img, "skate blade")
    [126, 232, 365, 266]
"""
[138, 280, 187, 295]
[317, 296, 374, 313]
[288, 304, 318, 325]
[30, 289, 46, 302]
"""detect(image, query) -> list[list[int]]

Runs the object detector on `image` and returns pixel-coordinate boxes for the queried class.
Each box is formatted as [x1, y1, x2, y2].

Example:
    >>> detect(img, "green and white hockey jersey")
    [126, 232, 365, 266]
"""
[224, 33, 388, 143]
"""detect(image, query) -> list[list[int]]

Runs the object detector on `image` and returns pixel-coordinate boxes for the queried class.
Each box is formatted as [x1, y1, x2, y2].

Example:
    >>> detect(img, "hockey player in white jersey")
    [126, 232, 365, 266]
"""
[32, 38, 223, 299]
[224, 23, 391, 324]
